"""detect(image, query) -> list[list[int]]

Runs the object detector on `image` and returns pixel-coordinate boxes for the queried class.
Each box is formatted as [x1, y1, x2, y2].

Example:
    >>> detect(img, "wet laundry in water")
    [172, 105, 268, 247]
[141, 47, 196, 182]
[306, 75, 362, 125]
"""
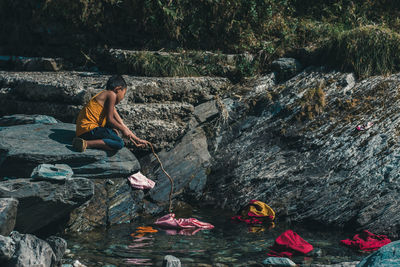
[161, 228, 205, 236]
[154, 213, 214, 230]
[268, 230, 313, 257]
[128, 171, 155, 190]
[340, 230, 391, 251]
[231, 200, 275, 225]
[130, 226, 158, 238]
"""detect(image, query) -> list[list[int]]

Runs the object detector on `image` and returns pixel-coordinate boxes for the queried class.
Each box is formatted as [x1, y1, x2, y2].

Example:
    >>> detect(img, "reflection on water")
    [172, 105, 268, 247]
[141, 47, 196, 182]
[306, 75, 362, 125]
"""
[62, 208, 366, 266]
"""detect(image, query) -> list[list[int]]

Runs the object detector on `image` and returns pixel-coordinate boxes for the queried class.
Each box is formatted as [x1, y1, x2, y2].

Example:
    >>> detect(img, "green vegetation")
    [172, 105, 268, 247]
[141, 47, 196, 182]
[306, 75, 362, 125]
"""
[297, 82, 326, 121]
[1, 1, 400, 77]
[322, 26, 400, 78]
[102, 50, 255, 81]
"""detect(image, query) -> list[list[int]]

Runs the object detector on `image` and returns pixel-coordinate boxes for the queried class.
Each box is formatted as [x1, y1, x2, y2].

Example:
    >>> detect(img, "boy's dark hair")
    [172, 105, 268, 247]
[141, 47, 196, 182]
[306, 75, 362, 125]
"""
[106, 75, 127, 90]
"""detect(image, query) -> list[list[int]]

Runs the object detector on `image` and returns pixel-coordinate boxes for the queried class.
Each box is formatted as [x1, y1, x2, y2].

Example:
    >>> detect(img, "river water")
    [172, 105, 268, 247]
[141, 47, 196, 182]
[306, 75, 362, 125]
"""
[61, 208, 365, 266]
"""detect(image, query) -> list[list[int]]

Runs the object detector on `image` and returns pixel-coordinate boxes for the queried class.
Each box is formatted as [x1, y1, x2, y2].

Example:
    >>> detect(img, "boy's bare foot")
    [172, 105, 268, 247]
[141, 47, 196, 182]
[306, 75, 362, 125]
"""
[72, 137, 87, 152]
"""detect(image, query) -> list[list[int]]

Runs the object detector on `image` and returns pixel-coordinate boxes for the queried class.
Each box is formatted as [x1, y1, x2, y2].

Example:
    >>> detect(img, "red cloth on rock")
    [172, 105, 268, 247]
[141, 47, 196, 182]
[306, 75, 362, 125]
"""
[340, 230, 391, 251]
[268, 230, 313, 257]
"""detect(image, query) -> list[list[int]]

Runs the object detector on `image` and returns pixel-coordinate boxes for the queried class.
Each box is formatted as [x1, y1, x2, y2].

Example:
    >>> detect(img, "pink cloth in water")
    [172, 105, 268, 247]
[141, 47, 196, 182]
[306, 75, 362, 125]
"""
[154, 213, 214, 230]
[128, 172, 155, 190]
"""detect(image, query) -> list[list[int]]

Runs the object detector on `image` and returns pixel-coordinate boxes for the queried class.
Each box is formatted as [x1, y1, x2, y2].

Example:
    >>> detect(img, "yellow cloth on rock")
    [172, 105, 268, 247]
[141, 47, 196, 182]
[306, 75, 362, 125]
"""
[76, 91, 107, 137]
[242, 200, 275, 220]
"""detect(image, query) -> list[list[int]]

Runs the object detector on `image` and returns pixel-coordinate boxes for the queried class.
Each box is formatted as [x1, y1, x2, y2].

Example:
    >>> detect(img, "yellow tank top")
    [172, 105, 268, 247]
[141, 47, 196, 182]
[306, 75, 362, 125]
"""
[76, 91, 107, 136]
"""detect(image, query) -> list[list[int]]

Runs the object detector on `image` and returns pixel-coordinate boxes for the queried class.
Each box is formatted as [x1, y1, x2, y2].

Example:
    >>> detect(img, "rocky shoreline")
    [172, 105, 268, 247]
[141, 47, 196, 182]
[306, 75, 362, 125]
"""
[0, 55, 400, 266]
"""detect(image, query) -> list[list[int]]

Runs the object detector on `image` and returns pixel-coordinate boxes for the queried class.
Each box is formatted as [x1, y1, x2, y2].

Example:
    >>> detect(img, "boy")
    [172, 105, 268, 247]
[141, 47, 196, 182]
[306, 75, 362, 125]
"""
[72, 75, 149, 152]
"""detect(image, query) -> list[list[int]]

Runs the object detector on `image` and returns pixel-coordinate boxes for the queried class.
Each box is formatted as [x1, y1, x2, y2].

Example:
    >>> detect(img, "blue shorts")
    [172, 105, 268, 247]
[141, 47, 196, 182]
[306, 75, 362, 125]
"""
[79, 127, 124, 150]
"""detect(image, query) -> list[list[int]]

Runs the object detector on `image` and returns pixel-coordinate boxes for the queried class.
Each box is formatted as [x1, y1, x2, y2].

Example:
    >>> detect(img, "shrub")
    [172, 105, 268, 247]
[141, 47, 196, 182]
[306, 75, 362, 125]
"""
[321, 25, 400, 77]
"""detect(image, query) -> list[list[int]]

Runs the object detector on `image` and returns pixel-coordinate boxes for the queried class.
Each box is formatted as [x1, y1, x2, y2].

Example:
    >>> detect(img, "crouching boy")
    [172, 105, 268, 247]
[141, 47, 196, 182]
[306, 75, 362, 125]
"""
[73, 75, 149, 152]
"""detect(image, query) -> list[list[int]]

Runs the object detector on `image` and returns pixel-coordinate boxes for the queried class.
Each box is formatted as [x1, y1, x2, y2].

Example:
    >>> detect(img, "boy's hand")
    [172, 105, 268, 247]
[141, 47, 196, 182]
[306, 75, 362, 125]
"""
[122, 128, 150, 148]
[137, 138, 150, 148]
[121, 128, 133, 138]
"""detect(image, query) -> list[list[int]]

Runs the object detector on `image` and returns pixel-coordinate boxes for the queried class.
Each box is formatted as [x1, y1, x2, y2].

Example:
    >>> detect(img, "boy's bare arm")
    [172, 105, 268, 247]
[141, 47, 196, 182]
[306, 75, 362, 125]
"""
[112, 101, 150, 147]
[113, 108, 127, 128]
[104, 92, 130, 135]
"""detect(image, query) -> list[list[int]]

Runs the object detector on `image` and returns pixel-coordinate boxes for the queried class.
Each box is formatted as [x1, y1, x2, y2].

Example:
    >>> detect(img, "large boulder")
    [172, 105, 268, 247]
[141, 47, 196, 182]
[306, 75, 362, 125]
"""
[141, 127, 211, 204]
[0, 198, 18, 236]
[0, 123, 140, 178]
[0, 235, 15, 261]
[1, 231, 56, 267]
[271, 57, 303, 83]
[205, 68, 400, 237]
[358, 241, 400, 266]
[67, 178, 144, 232]
[45, 236, 67, 266]
[0, 178, 94, 233]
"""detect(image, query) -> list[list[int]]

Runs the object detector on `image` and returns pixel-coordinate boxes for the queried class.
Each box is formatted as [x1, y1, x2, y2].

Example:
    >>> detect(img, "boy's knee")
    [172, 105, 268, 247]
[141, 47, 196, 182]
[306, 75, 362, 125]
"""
[112, 138, 124, 150]
[116, 139, 124, 150]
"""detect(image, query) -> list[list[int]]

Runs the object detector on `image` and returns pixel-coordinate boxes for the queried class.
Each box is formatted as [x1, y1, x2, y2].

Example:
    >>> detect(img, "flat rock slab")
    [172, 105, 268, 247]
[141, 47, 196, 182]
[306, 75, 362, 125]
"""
[0, 123, 140, 178]
[31, 164, 74, 182]
[0, 198, 18, 236]
[0, 114, 58, 126]
[0, 178, 94, 233]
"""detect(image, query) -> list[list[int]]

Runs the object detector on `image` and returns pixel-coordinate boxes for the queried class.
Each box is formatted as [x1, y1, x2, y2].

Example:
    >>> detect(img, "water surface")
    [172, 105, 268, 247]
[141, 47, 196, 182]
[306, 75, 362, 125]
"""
[62, 208, 366, 266]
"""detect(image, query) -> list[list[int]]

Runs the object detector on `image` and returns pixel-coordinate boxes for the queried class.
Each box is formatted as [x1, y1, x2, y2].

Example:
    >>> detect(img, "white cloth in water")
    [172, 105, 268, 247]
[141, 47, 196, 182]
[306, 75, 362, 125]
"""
[128, 171, 155, 190]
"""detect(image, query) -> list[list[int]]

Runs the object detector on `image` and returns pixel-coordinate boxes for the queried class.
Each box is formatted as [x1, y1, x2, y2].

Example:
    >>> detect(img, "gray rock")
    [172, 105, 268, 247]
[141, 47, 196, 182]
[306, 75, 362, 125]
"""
[205, 68, 400, 236]
[67, 179, 144, 232]
[194, 100, 219, 123]
[107, 178, 140, 225]
[0, 56, 65, 71]
[6, 231, 56, 267]
[145, 127, 211, 204]
[312, 262, 359, 267]
[45, 236, 67, 265]
[262, 257, 296, 266]
[31, 164, 74, 182]
[0, 114, 58, 126]
[14, 57, 63, 71]
[0, 235, 16, 261]
[0, 70, 228, 115]
[67, 179, 108, 232]
[162, 255, 181, 267]
[0, 71, 228, 148]
[357, 241, 400, 266]
[271, 58, 303, 82]
[0, 198, 18, 236]
[118, 102, 194, 149]
[0, 178, 94, 233]
[0, 123, 140, 178]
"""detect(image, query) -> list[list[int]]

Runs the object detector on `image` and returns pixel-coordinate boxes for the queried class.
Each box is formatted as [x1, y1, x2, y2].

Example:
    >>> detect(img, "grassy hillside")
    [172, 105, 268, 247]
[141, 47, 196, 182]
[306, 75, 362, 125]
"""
[1, 0, 400, 77]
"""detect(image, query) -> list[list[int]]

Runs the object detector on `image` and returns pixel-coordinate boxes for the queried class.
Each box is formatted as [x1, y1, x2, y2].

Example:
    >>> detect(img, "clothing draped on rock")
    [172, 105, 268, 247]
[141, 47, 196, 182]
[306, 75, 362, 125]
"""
[76, 90, 107, 137]
[268, 230, 313, 257]
[128, 172, 155, 190]
[154, 213, 214, 230]
[340, 230, 391, 251]
[231, 200, 275, 225]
